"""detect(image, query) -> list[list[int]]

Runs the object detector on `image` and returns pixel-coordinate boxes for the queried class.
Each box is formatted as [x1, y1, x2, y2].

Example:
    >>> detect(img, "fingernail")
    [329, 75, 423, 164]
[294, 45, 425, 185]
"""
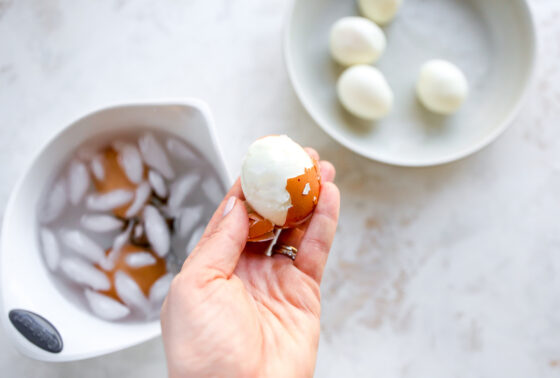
[222, 196, 236, 217]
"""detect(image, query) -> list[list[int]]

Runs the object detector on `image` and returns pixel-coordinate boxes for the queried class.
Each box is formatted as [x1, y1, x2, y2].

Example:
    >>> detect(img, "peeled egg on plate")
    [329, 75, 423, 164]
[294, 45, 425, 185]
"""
[358, 0, 403, 25]
[329, 17, 386, 66]
[416, 59, 469, 115]
[337, 65, 393, 120]
[241, 135, 321, 236]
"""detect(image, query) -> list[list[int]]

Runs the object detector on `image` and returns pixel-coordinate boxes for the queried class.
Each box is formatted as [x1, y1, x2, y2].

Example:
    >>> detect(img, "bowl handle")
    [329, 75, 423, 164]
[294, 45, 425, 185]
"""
[8, 309, 63, 353]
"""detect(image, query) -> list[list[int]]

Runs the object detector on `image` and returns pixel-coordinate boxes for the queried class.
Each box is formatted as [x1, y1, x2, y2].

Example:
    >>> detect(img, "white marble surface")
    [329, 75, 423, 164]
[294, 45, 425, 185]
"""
[1, 0, 559, 377]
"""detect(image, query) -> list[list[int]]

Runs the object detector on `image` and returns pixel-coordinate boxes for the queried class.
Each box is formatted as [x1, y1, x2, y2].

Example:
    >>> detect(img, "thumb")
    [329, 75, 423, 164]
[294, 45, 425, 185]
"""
[186, 197, 249, 279]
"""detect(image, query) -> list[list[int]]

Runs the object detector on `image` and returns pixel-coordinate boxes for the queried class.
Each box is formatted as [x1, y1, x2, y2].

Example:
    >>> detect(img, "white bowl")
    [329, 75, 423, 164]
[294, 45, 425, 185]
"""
[0, 99, 230, 362]
[285, 0, 536, 166]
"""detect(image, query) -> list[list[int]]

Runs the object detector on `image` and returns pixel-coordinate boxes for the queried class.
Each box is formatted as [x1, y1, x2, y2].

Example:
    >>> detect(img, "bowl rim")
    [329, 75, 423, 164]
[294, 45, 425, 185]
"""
[283, 0, 538, 167]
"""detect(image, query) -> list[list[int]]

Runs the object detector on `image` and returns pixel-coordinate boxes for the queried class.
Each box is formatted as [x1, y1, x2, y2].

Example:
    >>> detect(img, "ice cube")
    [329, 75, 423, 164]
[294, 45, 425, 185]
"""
[39, 179, 67, 224]
[125, 252, 157, 268]
[40, 228, 61, 271]
[201, 176, 224, 205]
[168, 174, 200, 210]
[60, 257, 110, 291]
[134, 223, 143, 239]
[148, 170, 167, 198]
[160, 204, 181, 219]
[67, 160, 90, 205]
[90, 154, 105, 181]
[100, 223, 133, 271]
[177, 205, 204, 238]
[149, 273, 173, 306]
[186, 225, 205, 254]
[114, 270, 151, 315]
[81, 214, 124, 233]
[86, 189, 133, 211]
[117, 143, 144, 184]
[144, 205, 170, 257]
[84, 289, 130, 320]
[60, 229, 105, 263]
[138, 133, 175, 180]
[125, 181, 151, 218]
[166, 138, 198, 163]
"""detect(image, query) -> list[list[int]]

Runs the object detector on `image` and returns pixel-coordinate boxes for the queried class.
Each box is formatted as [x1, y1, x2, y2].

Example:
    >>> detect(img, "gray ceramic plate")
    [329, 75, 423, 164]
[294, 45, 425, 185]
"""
[285, 0, 536, 166]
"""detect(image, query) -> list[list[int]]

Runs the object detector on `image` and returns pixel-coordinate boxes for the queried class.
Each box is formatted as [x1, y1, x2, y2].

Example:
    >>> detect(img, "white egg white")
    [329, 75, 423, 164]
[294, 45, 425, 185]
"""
[329, 17, 386, 66]
[416, 59, 469, 115]
[337, 65, 394, 120]
[358, 0, 403, 25]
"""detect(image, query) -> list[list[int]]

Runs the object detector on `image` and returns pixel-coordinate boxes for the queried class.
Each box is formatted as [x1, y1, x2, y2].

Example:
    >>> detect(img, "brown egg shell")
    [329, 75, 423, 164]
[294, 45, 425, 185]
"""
[93, 148, 148, 218]
[247, 211, 275, 242]
[283, 157, 321, 228]
[96, 244, 167, 303]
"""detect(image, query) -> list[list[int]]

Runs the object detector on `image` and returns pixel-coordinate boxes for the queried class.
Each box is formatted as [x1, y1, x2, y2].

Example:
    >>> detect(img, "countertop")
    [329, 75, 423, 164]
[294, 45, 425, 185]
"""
[1, 0, 559, 377]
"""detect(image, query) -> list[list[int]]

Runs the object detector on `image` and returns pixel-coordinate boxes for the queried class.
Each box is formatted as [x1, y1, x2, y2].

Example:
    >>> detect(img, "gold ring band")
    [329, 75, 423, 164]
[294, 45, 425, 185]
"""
[272, 244, 298, 261]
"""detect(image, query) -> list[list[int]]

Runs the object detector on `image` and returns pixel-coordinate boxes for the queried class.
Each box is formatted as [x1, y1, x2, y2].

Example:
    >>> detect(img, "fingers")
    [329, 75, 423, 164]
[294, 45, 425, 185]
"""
[272, 160, 337, 275]
[305, 147, 319, 161]
[319, 160, 335, 183]
[271, 227, 304, 263]
[185, 196, 249, 279]
[293, 182, 340, 284]
[203, 179, 245, 236]
[182, 179, 249, 279]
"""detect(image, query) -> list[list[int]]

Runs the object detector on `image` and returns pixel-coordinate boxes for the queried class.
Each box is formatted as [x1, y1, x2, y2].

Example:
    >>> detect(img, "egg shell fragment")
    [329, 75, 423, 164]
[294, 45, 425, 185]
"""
[247, 211, 275, 242]
[284, 158, 321, 228]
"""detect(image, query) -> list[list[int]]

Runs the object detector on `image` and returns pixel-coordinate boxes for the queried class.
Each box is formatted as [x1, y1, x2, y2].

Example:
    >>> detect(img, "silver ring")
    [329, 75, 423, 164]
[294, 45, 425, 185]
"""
[272, 244, 298, 261]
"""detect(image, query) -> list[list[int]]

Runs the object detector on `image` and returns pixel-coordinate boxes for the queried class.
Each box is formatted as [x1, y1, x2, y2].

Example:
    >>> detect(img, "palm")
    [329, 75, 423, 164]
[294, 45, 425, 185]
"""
[163, 254, 320, 378]
[233, 253, 321, 375]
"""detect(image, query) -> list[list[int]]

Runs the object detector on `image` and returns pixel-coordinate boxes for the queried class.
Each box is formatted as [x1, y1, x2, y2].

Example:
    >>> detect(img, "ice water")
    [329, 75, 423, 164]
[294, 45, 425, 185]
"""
[37, 130, 225, 322]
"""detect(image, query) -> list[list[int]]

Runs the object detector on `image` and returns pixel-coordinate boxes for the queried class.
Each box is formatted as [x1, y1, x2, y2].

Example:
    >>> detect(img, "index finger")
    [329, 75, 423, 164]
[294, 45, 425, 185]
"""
[202, 178, 245, 237]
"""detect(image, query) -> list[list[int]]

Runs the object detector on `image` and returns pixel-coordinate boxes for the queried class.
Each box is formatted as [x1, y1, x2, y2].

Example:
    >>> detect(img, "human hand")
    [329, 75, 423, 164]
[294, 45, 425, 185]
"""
[161, 149, 340, 378]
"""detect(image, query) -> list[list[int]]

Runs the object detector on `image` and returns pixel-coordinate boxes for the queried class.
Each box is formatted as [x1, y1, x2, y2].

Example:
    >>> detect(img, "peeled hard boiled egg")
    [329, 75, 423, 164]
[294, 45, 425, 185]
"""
[416, 59, 469, 115]
[241, 135, 321, 231]
[358, 0, 402, 25]
[337, 65, 393, 120]
[329, 17, 386, 66]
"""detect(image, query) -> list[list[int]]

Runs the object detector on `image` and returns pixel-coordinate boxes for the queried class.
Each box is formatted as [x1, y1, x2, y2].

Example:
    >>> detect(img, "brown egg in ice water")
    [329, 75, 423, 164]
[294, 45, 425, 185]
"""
[92, 148, 147, 218]
[97, 244, 167, 303]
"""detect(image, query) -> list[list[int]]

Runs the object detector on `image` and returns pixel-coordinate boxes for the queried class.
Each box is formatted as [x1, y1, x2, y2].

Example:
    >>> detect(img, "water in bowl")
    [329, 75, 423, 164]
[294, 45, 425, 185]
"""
[36, 130, 225, 322]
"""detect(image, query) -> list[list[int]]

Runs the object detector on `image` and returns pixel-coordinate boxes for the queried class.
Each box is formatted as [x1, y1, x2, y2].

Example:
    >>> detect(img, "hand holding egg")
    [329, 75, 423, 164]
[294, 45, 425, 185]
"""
[161, 143, 340, 378]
